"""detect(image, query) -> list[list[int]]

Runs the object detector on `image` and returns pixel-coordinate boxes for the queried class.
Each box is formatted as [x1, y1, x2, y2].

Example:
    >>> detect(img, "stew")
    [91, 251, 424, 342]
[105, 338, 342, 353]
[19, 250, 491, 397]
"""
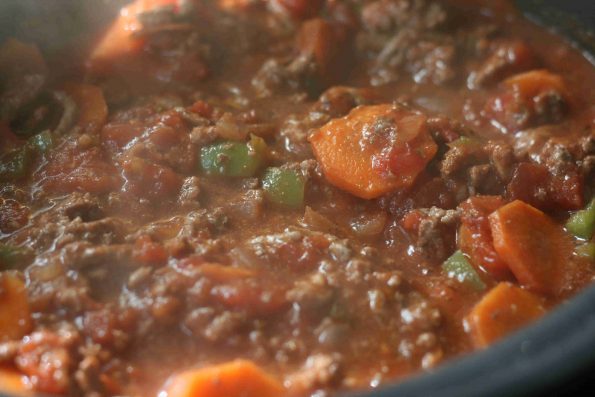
[0, 0, 594, 396]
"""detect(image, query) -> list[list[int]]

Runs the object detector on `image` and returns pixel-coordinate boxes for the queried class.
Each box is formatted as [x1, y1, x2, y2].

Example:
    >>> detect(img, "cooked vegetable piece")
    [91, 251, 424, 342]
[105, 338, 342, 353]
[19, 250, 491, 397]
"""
[210, 275, 287, 316]
[466, 282, 545, 347]
[448, 136, 477, 147]
[484, 70, 569, 132]
[122, 157, 183, 199]
[566, 198, 595, 240]
[201, 136, 267, 177]
[503, 69, 568, 99]
[262, 167, 305, 208]
[36, 139, 122, 194]
[27, 131, 53, 154]
[442, 250, 486, 291]
[161, 360, 284, 397]
[0, 368, 28, 394]
[295, 18, 346, 87]
[0, 146, 32, 181]
[0, 271, 32, 341]
[62, 83, 108, 133]
[507, 162, 584, 211]
[87, 0, 179, 72]
[196, 262, 256, 281]
[309, 104, 437, 199]
[458, 196, 510, 279]
[576, 242, 595, 260]
[489, 200, 573, 295]
[0, 244, 33, 269]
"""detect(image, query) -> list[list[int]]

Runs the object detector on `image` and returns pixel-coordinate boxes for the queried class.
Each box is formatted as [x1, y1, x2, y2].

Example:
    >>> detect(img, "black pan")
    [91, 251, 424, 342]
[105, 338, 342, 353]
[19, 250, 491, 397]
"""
[0, 1, 593, 397]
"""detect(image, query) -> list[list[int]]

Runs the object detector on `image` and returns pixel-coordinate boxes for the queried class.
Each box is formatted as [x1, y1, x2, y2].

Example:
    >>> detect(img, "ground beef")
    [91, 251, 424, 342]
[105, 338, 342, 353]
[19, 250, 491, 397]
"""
[440, 140, 486, 178]
[358, 0, 456, 85]
[407, 206, 460, 260]
[227, 189, 265, 220]
[286, 353, 344, 392]
[440, 138, 514, 196]
[0, 198, 29, 233]
[467, 40, 535, 88]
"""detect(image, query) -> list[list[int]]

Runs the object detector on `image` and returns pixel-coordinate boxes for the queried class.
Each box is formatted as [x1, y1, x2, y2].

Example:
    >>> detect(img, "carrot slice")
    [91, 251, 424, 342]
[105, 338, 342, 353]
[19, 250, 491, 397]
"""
[0, 271, 32, 341]
[309, 104, 437, 199]
[0, 368, 28, 395]
[488, 200, 573, 295]
[62, 83, 108, 134]
[458, 196, 511, 280]
[503, 69, 568, 101]
[87, 0, 179, 73]
[161, 360, 284, 397]
[466, 282, 545, 347]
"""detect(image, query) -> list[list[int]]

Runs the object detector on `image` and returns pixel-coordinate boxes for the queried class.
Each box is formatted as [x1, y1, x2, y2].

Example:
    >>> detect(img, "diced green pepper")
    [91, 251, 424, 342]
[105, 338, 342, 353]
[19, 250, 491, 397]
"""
[575, 242, 595, 261]
[200, 136, 267, 177]
[447, 136, 480, 148]
[262, 167, 305, 208]
[442, 250, 486, 291]
[27, 130, 53, 154]
[0, 244, 33, 269]
[0, 146, 32, 181]
[566, 198, 595, 240]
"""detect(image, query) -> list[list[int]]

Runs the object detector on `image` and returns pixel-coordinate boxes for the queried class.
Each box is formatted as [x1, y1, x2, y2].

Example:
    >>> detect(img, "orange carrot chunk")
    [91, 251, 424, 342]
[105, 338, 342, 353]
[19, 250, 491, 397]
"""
[466, 282, 545, 347]
[488, 200, 573, 295]
[503, 69, 568, 100]
[0, 272, 32, 342]
[309, 104, 437, 199]
[62, 83, 108, 134]
[0, 368, 28, 395]
[161, 360, 284, 397]
[87, 0, 179, 73]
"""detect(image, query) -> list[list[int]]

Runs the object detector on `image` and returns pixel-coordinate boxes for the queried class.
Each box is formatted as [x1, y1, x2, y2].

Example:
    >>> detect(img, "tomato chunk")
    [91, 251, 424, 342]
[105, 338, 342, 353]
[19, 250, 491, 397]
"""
[122, 157, 183, 200]
[36, 140, 122, 194]
[507, 162, 583, 211]
[458, 196, 511, 280]
[132, 235, 168, 265]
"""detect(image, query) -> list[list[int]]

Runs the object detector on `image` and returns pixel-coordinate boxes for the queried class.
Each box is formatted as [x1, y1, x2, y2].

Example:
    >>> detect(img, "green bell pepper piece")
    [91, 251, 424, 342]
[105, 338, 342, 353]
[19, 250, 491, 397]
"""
[27, 130, 53, 154]
[262, 167, 305, 208]
[0, 244, 33, 269]
[0, 146, 32, 181]
[575, 242, 595, 261]
[442, 250, 486, 291]
[447, 136, 480, 148]
[566, 198, 595, 240]
[200, 136, 267, 177]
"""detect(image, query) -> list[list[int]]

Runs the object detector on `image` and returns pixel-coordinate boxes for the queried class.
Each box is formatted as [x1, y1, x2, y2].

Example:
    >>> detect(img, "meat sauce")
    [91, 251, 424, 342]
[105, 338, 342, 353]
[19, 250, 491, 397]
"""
[0, 1, 594, 396]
